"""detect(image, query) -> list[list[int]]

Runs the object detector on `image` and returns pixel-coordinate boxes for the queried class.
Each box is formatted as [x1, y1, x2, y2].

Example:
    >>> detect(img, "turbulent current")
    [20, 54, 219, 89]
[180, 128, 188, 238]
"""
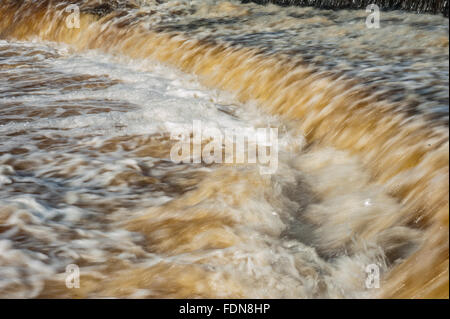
[0, 0, 448, 298]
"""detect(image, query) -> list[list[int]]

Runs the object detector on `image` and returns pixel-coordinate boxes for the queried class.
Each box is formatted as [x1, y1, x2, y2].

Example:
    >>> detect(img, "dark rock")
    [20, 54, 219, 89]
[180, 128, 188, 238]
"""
[241, 0, 449, 17]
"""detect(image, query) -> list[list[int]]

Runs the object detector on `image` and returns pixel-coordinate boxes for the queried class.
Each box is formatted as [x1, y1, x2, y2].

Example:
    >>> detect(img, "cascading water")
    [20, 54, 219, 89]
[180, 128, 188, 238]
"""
[0, 0, 448, 298]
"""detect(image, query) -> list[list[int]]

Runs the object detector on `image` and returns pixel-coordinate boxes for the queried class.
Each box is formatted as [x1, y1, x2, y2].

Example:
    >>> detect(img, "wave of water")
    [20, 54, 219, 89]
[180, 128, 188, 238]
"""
[0, 0, 448, 298]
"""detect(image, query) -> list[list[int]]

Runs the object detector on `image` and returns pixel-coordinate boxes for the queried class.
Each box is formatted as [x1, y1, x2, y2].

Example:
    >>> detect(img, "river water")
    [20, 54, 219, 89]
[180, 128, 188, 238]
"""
[0, 0, 448, 298]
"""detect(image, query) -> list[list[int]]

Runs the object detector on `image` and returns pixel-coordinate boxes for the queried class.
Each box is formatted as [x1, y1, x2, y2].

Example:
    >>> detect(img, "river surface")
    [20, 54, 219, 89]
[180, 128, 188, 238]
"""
[0, 0, 448, 298]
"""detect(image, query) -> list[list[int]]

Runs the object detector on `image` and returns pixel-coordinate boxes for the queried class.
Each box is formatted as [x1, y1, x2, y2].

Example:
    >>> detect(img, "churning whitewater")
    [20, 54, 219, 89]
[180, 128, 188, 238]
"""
[0, 0, 448, 298]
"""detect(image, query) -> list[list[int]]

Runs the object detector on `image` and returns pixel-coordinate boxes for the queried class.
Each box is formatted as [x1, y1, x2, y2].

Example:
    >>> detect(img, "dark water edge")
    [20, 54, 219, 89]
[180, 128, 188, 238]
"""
[241, 0, 449, 17]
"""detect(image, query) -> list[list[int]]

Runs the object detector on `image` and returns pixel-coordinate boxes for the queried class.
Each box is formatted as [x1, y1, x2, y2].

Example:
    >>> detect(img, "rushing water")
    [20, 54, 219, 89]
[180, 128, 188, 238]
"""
[0, 0, 448, 298]
[242, 0, 449, 16]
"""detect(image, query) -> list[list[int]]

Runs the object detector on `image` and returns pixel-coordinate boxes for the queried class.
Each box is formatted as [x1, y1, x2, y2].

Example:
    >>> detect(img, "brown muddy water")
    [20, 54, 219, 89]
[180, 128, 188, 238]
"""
[0, 0, 448, 298]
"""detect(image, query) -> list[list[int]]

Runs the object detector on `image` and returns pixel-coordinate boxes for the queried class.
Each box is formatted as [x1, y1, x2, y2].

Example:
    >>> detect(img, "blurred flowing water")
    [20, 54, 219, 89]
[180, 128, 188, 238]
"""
[0, 0, 448, 298]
